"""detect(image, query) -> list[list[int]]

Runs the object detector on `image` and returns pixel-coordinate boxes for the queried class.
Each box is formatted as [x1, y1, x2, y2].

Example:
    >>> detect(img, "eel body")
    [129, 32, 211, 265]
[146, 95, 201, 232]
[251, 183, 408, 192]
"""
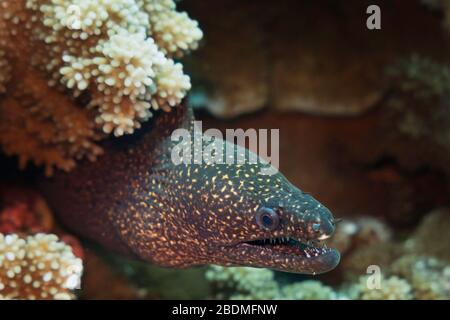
[40, 105, 340, 274]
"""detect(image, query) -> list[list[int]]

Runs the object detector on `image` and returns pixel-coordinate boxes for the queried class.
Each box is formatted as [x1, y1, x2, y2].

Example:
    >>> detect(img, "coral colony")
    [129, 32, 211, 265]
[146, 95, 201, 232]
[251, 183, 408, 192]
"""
[0, 233, 83, 300]
[0, 0, 202, 175]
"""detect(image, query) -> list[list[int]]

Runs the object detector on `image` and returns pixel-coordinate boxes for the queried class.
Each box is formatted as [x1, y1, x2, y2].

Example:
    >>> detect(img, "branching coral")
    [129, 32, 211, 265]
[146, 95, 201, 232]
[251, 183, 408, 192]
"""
[0, 76, 104, 175]
[386, 55, 450, 174]
[0, 0, 202, 175]
[328, 216, 392, 256]
[391, 255, 450, 300]
[143, 0, 203, 57]
[0, 233, 83, 300]
[205, 265, 344, 300]
[387, 55, 450, 141]
[346, 274, 413, 300]
[279, 281, 341, 300]
[341, 243, 403, 280]
[404, 208, 450, 262]
[329, 216, 400, 280]
[205, 266, 280, 300]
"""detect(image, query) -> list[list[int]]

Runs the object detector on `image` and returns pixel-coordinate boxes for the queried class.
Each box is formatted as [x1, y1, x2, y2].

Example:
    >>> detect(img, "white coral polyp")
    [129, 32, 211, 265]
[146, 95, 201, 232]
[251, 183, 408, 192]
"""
[97, 32, 165, 97]
[141, 0, 176, 12]
[33, 0, 148, 36]
[35, 0, 197, 138]
[90, 91, 153, 137]
[0, 0, 201, 174]
[149, 9, 203, 57]
[0, 233, 83, 300]
[150, 59, 191, 111]
[59, 55, 92, 91]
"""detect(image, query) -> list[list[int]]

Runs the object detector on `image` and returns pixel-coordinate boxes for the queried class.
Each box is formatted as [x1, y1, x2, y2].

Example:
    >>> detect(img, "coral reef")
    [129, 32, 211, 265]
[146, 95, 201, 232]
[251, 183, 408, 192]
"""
[0, 0, 202, 175]
[341, 242, 403, 280]
[205, 262, 448, 300]
[186, 0, 386, 118]
[346, 274, 413, 300]
[328, 216, 400, 279]
[366, 52, 450, 199]
[0, 233, 83, 300]
[205, 266, 342, 300]
[279, 281, 341, 300]
[146, 0, 202, 58]
[206, 266, 279, 300]
[391, 255, 450, 299]
[0, 183, 85, 299]
[404, 208, 450, 262]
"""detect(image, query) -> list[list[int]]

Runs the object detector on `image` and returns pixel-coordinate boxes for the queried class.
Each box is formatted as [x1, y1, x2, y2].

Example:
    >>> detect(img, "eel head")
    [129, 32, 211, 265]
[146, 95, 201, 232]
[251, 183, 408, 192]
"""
[201, 173, 341, 274]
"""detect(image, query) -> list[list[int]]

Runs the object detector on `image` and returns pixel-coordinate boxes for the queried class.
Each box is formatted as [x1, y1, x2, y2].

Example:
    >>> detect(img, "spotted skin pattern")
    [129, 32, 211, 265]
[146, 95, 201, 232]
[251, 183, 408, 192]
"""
[40, 105, 340, 274]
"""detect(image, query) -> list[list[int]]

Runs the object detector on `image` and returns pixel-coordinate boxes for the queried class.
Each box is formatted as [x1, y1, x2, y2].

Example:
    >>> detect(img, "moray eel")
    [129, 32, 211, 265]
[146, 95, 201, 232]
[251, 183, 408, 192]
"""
[40, 105, 340, 274]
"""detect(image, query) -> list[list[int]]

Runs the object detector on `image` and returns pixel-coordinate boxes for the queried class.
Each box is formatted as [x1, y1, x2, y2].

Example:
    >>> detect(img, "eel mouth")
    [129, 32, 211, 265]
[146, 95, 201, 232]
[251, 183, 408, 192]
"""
[224, 236, 340, 274]
[243, 237, 331, 258]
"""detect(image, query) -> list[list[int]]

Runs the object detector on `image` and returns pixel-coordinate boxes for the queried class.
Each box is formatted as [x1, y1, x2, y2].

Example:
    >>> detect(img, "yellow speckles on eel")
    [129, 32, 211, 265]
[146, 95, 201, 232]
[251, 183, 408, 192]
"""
[40, 105, 340, 274]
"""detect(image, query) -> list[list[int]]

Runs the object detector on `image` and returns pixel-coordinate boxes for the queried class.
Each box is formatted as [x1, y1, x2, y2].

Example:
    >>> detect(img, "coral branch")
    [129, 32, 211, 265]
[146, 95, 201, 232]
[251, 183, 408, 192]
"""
[0, 233, 83, 300]
[0, 0, 202, 174]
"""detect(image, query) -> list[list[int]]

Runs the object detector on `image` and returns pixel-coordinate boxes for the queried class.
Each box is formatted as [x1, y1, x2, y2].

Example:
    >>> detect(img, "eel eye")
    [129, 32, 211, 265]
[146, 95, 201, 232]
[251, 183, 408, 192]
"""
[312, 223, 321, 232]
[256, 207, 280, 231]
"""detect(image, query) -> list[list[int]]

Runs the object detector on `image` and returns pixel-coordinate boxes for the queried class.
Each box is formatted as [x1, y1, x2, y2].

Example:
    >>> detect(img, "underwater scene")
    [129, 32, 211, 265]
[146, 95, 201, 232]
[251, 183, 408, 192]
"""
[0, 0, 450, 301]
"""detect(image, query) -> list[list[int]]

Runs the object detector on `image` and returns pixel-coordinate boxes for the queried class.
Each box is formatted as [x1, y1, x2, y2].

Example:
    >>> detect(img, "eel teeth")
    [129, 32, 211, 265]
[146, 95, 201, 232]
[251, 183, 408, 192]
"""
[245, 236, 330, 258]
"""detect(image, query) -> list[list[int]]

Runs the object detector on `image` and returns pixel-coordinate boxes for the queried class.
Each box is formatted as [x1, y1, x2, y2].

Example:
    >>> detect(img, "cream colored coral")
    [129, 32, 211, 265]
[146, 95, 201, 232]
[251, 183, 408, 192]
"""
[141, 0, 203, 57]
[205, 266, 345, 300]
[205, 266, 280, 300]
[0, 0, 201, 174]
[148, 59, 192, 111]
[0, 75, 103, 176]
[391, 255, 450, 300]
[348, 274, 413, 300]
[279, 281, 341, 300]
[0, 233, 83, 300]
[61, 31, 167, 136]
[26, 0, 195, 135]
[35, 0, 149, 36]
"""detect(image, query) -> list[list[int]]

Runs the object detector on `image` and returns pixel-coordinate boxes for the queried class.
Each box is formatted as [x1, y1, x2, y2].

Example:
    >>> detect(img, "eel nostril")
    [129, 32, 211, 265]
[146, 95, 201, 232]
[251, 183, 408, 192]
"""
[313, 219, 335, 240]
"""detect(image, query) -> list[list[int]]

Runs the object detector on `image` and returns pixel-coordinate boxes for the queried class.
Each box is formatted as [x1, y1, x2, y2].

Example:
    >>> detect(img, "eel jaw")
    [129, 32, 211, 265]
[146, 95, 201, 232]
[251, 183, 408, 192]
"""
[221, 237, 340, 274]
